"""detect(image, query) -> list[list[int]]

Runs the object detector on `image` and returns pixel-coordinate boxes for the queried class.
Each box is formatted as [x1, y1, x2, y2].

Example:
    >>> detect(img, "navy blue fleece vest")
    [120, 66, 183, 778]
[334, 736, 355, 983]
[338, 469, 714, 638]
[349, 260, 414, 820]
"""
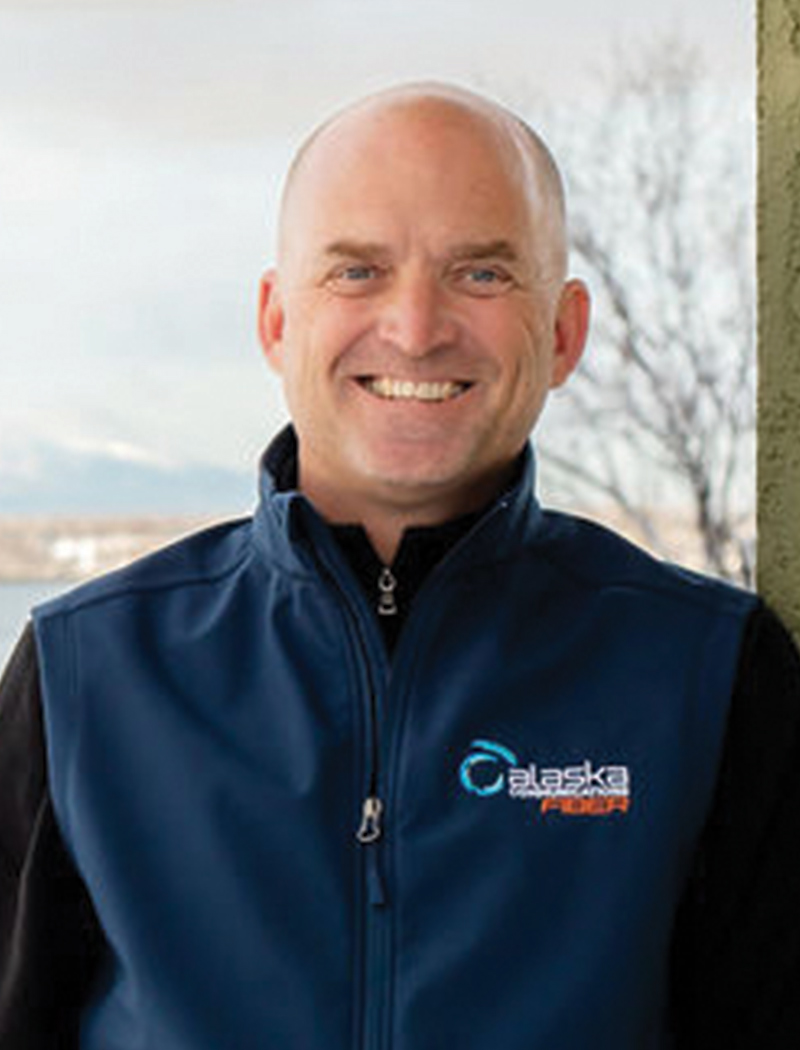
[34, 436, 756, 1050]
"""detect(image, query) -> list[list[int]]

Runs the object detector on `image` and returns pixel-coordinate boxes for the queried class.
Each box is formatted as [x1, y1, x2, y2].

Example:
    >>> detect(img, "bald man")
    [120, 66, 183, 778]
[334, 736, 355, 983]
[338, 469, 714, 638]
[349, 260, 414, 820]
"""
[1, 84, 798, 1050]
[260, 85, 588, 560]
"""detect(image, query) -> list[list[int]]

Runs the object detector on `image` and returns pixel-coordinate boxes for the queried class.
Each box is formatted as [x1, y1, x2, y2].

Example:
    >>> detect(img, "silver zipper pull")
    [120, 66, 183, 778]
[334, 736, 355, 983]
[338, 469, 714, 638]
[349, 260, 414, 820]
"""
[377, 567, 398, 617]
[356, 796, 384, 843]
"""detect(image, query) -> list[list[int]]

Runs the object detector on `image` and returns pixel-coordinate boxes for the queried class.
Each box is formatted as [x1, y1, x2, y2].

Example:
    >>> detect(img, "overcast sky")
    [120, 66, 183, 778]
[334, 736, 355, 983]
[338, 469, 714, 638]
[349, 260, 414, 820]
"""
[0, 0, 756, 509]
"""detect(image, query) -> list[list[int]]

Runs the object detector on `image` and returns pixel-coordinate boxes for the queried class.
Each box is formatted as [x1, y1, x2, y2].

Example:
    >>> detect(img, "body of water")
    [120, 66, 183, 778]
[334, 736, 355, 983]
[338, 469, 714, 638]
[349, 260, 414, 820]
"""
[0, 581, 70, 670]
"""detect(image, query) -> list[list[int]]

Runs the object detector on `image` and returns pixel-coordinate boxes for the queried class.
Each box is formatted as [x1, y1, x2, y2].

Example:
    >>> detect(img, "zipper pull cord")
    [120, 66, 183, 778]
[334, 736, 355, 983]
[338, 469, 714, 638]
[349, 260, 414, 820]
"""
[357, 797, 387, 907]
[377, 567, 398, 617]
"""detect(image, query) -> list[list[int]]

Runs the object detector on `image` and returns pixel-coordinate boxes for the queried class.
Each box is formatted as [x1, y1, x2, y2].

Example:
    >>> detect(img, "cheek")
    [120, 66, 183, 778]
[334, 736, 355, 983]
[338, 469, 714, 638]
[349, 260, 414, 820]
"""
[495, 316, 553, 382]
[498, 326, 557, 427]
[473, 294, 549, 348]
[290, 302, 372, 370]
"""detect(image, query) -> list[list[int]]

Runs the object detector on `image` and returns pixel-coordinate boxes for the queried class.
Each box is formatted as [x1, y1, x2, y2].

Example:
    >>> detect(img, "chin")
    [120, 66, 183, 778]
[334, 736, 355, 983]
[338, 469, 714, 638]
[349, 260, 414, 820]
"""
[355, 448, 489, 500]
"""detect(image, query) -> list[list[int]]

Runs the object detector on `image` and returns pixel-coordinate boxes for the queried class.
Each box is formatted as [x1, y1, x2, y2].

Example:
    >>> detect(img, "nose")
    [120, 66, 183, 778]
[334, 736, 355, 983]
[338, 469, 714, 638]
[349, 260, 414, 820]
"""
[376, 272, 458, 357]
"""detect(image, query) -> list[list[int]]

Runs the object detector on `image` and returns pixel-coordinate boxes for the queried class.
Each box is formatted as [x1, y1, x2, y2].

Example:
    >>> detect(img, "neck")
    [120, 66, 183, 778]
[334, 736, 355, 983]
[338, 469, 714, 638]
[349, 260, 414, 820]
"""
[298, 466, 518, 565]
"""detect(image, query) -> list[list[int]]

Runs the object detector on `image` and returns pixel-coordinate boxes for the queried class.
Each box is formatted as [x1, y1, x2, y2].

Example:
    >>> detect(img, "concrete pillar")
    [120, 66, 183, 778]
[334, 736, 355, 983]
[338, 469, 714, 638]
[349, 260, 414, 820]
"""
[757, 0, 800, 637]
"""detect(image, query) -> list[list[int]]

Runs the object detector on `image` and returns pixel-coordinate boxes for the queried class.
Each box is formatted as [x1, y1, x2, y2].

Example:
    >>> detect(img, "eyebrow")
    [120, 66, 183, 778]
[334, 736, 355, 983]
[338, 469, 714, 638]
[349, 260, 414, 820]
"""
[322, 239, 520, 263]
[446, 240, 520, 263]
[323, 240, 391, 261]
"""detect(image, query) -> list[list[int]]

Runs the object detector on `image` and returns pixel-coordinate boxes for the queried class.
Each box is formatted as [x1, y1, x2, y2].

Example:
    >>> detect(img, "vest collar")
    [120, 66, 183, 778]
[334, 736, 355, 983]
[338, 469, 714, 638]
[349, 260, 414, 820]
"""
[251, 424, 545, 577]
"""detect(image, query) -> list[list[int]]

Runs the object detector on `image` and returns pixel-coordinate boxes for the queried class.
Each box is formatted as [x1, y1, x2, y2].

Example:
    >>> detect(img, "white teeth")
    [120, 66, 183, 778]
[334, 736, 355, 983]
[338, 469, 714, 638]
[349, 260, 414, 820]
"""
[364, 378, 468, 401]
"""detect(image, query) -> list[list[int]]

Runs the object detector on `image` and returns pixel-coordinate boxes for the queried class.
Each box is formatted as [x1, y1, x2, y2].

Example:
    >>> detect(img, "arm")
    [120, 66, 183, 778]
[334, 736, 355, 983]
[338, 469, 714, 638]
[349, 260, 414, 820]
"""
[670, 603, 800, 1048]
[0, 624, 104, 1050]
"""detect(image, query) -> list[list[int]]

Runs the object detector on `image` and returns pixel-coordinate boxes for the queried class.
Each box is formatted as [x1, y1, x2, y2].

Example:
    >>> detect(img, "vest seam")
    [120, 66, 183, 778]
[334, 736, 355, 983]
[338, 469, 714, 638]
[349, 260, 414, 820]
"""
[436, 542, 755, 621]
[35, 544, 254, 621]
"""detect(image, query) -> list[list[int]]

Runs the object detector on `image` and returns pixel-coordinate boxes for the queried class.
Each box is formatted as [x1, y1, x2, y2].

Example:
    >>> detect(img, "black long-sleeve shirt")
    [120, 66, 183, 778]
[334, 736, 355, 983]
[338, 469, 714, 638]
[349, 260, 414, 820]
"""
[1, 525, 799, 1048]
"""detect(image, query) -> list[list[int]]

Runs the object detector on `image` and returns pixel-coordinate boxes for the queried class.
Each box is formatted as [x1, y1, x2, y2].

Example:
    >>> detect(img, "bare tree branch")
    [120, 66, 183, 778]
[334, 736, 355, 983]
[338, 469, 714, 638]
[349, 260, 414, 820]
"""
[532, 39, 755, 585]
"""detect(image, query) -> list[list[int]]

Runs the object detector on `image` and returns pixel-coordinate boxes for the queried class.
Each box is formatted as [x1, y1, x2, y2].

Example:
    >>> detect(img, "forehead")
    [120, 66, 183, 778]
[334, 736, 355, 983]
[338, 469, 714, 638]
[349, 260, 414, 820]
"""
[279, 98, 541, 260]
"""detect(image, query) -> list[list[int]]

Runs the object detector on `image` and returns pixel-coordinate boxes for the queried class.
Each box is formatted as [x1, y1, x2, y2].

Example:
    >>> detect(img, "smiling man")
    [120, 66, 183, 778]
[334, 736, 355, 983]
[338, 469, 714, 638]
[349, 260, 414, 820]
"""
[258, 87, 589, 559]
[1, 84, 799, 1050]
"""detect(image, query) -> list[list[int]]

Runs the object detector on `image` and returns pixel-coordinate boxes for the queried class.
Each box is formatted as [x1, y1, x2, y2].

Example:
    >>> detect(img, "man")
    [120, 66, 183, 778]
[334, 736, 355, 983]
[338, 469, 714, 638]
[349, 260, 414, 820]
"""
[0, 83, 798, 1049]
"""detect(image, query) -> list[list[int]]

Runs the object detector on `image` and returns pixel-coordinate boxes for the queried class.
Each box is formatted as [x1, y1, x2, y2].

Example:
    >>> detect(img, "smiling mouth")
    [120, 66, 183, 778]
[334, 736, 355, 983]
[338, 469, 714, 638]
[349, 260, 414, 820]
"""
[358, 377, 471, 402]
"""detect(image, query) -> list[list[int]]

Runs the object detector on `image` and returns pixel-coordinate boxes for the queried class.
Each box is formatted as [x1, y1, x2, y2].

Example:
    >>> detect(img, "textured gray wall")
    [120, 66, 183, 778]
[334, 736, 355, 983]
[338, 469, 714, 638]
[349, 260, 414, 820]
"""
[758, 0, 800, 637]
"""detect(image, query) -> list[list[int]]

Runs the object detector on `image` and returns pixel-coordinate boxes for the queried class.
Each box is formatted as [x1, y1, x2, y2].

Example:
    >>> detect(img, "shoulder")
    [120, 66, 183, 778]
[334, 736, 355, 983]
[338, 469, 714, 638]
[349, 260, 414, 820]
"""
[33, 516, 255, 627]
[531, 509, 758, 619]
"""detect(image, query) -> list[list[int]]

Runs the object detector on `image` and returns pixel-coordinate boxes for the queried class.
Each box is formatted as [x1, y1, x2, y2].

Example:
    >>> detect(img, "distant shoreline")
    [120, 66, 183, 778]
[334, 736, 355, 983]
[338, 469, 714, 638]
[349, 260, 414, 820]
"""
[0, 505, 747, 586]
[0, 514, 222, 584]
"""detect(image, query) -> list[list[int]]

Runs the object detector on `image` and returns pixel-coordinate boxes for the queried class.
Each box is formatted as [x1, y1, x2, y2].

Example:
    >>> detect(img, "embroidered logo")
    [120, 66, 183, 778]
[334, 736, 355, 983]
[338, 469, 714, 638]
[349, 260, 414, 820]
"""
[459, 739, 519, 797]
[459, 739, 631, 816]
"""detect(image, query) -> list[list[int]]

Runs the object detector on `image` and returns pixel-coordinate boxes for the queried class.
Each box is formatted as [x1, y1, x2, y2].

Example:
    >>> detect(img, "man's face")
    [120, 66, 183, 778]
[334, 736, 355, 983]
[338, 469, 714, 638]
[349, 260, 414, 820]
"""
[259, 98, 588, 521]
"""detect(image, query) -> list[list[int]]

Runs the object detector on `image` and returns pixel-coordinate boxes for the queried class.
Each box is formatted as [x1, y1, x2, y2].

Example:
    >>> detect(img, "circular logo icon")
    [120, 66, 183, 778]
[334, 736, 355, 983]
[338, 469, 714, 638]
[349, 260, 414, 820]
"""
[459, 739, 519, 797]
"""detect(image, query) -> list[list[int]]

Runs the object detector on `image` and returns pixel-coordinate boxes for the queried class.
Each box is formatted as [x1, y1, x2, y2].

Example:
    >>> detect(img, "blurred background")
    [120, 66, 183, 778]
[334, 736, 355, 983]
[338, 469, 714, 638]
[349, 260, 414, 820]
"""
[0, 0, 756, 658]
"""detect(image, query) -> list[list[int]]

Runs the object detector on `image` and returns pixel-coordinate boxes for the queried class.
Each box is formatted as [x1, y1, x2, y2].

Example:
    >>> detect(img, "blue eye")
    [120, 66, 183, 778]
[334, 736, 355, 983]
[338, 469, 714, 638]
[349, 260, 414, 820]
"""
[327, 262, 385, 296]
[453, 265, 514, 296]
[340, 265, 377, 281]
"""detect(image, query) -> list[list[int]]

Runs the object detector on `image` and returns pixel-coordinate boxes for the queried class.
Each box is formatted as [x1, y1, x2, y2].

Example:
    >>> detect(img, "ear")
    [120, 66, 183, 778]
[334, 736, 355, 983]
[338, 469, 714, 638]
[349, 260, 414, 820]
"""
[550, 278, 591, 389]
[257, 268, 286, 373]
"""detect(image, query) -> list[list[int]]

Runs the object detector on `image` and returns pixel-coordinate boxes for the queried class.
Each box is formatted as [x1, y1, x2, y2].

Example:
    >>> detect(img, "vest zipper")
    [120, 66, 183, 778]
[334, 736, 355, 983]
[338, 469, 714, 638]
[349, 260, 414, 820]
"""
[303, 526, 393, 1049]
[344, 585, 390, 1048]
[357, 796, 383, 844]
[377, 567, 398, 617]
[357, 798, 387, 907]
[350, 623, 390, 1050]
